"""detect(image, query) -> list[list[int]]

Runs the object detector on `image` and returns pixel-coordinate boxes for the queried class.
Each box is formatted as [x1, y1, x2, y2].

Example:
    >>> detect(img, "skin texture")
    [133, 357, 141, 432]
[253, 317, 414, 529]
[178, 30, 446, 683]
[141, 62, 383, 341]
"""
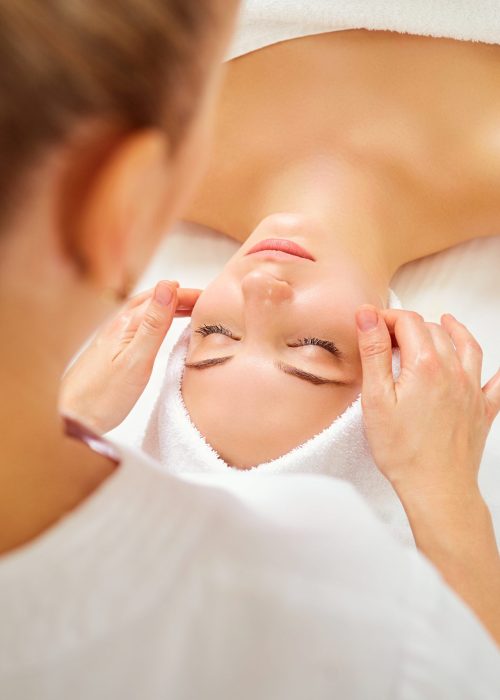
[179, 30, 500, 468]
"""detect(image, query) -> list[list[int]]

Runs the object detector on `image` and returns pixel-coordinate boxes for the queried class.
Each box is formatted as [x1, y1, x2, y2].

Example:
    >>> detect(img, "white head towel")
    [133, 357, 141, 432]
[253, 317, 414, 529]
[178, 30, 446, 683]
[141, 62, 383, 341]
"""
[143, 290, 414, 546]
[228, 0, 500, 61]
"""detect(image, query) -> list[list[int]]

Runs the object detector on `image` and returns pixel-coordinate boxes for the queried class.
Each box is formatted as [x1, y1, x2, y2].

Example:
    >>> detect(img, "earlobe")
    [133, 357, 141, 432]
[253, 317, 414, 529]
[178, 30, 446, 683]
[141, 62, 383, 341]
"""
[60, 127, 171, 297]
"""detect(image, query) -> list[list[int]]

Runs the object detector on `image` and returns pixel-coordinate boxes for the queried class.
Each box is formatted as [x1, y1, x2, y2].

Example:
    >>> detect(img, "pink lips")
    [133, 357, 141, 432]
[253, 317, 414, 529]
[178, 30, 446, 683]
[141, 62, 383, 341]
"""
[245, 238, 315, 261]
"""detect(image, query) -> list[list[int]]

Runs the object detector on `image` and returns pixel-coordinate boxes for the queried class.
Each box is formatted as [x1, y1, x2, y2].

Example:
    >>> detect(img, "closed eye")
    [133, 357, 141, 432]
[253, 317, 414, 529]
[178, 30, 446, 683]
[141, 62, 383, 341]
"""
[289, 337, 343, 359]
[196, 327, 344, 358]
[184, 355, 348, 386]
[195, 324, 239, 340]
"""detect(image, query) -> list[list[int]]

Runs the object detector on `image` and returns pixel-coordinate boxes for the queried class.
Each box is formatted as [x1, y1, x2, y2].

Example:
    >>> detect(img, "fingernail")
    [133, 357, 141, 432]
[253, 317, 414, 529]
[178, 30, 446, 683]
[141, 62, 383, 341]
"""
[356, 307, 378, 331]
[154, 282, 173, 306]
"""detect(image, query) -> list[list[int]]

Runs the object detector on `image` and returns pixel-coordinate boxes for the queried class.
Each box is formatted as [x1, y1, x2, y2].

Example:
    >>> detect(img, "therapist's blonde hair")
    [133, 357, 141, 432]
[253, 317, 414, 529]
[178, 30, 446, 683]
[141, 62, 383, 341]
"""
[0, 0, 222, 225]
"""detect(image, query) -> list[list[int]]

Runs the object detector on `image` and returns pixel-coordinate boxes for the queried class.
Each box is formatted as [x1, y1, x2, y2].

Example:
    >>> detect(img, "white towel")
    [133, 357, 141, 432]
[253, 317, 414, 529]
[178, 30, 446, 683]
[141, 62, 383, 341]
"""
[142, 290, 415, 546]
[228, 0, 500, 61]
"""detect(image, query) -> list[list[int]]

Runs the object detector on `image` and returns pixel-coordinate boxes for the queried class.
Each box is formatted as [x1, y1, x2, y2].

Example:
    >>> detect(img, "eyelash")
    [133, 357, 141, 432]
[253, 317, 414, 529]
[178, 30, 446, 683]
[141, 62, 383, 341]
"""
[195, 326, 339, 355]
[294, 337, 340, 355]
[196, 324, 234, 338]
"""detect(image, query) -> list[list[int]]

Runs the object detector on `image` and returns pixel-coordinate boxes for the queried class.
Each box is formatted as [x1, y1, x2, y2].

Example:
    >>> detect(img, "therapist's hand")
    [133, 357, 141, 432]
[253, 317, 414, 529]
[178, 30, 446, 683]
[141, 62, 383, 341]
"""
[60, 281, 201, 434]
[356, 305, 500, 647]
[355, 306, 500, 501]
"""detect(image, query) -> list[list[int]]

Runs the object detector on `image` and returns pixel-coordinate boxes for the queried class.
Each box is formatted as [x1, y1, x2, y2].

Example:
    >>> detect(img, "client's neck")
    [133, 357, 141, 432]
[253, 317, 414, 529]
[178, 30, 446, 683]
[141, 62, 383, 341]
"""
[251, 153, 403, 287]
[195, 144, 494, 287]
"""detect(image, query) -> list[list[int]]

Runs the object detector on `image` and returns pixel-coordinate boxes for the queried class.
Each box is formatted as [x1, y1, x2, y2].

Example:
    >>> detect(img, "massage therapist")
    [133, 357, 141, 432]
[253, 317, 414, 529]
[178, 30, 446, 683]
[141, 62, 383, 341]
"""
[1, 1, 500, 698]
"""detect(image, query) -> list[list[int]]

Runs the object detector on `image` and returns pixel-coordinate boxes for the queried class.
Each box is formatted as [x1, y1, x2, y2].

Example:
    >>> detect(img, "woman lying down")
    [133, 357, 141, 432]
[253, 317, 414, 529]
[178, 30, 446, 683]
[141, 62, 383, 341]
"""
[61, 27, 500, 643]
[171, 29, 500, 507]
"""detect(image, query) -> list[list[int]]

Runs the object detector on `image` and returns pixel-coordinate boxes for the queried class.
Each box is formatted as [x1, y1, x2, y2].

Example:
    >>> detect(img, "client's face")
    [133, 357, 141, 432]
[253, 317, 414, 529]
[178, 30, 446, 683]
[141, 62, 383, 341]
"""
[182, 213, 385, 468]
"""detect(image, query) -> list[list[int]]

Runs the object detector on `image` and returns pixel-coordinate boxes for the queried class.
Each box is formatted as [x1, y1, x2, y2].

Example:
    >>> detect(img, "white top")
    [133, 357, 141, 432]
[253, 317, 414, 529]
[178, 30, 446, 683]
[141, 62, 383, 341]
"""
[1, 440, 499, 699]
[228, 0, 500, 60]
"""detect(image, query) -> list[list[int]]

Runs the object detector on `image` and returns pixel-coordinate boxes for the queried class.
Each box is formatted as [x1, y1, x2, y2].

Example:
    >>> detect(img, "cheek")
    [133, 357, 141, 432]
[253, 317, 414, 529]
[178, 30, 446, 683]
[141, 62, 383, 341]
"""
[301, 273, 380, 323]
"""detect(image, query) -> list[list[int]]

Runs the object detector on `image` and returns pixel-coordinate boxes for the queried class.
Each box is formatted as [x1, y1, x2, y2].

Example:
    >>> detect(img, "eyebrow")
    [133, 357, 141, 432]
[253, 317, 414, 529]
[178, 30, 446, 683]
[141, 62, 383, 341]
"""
[275, 362, 346, 385]
[185, 356, 233, 369]
[185, 356, 346, 386]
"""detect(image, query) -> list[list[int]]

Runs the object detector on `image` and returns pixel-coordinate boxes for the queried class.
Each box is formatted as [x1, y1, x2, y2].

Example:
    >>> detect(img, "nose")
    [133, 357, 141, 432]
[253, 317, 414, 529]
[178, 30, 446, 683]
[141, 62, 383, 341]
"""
[241, 270, 293, 306]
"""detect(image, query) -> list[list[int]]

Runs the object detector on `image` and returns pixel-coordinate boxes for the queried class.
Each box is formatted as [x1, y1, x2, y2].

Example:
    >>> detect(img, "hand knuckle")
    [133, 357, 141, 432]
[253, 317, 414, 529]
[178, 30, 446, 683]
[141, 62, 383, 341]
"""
[361, 339, 388, 357]
[115, 352, 137, 373]
[418, 351, 440, 373]
[142, 311, 164, 334]
[467, 339, 483, 357]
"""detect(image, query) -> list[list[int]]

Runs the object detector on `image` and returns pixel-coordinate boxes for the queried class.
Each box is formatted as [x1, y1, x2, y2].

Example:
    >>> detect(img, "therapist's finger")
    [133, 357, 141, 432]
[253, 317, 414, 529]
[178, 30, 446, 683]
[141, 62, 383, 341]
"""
[380, 309, 436, 372]
[426, 322, 460, 368]
[126, 285, 200, 320]
[120, 297, 153, 339]
[99, 294, 153, 342]
[128, 281, 177, 361]
[175, 288, 202, 317]
[482, 368, 500, 420]
[122, 282, 179, 310]
[356, 305, 396, 408]
[123, 288, 154, 309]
[440, 314, 483, 382]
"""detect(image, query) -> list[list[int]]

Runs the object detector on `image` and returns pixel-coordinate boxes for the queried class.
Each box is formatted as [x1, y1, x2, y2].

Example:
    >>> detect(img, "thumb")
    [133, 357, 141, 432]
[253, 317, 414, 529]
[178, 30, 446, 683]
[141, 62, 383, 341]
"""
[129, 281, 177, 362]
[355, 305, 396, 407]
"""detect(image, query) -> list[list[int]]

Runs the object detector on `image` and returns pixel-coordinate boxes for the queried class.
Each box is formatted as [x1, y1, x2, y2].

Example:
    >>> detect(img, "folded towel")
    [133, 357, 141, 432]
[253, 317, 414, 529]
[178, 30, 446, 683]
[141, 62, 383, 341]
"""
[228, 0, 500, 60]
[142, 290, 415, 546]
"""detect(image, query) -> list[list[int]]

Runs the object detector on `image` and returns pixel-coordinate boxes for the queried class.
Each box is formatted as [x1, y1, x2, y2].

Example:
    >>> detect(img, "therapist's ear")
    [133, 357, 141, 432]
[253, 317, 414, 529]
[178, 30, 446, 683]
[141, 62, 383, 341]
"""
[62, 127, 173, 297]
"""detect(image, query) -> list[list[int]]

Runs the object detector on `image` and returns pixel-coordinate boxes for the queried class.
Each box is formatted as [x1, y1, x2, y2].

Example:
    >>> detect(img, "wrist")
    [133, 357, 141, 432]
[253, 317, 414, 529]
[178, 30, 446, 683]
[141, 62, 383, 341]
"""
[398, 483, 500, 647]
[396, 482, 497, 558]
[60, 403, 108, 436]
